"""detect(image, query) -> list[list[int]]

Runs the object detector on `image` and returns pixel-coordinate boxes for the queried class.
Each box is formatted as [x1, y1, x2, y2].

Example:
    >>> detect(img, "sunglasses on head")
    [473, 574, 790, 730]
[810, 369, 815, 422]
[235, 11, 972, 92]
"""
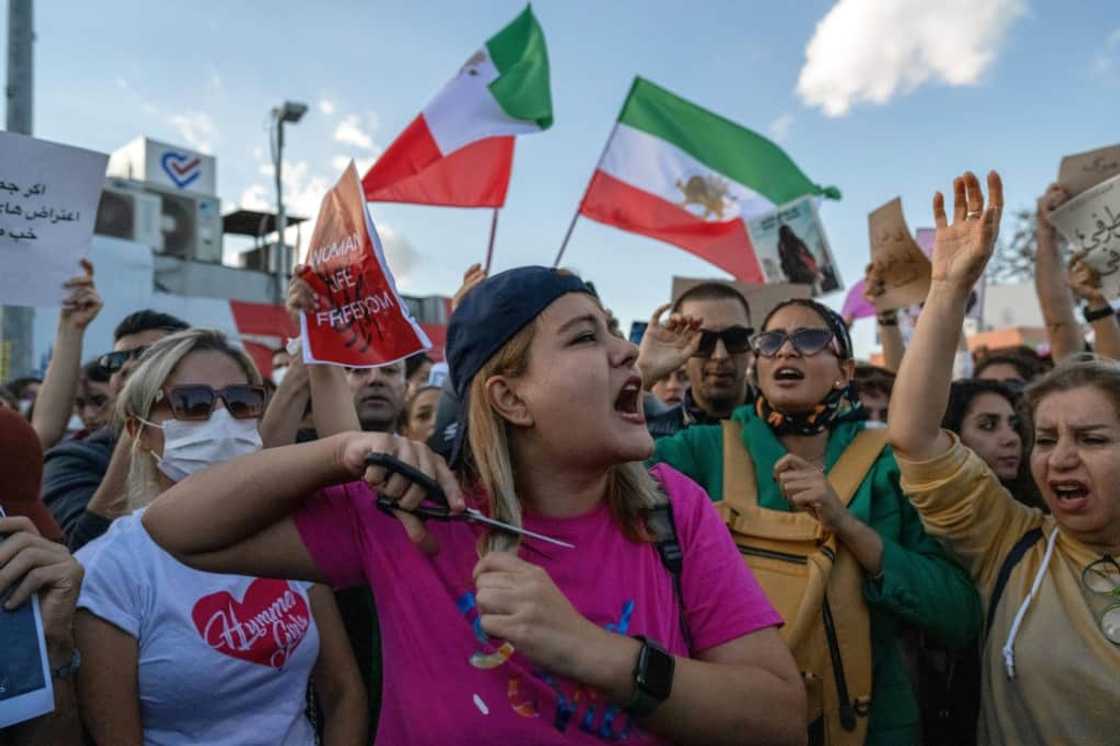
[752, 328, 836, 358]
[154, 384, 267, 421]
[97, 346, 149, 373]
[691, 325, 754, 357]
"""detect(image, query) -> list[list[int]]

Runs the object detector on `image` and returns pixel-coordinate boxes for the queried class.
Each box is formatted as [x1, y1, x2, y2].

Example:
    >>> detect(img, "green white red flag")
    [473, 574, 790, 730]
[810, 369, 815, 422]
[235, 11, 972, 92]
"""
[578, 78, 840, 283]
[362, 6, 552, 207]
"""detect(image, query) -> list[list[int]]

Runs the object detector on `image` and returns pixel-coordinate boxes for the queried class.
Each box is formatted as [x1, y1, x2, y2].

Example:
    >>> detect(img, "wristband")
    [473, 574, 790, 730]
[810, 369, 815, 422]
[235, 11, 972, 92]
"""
[876, 311, 899, 327]
[1083, 304, 1115, 323]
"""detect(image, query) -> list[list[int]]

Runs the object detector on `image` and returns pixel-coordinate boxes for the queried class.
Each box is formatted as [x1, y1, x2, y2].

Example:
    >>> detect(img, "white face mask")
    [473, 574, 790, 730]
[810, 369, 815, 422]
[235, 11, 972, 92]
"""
[140, 407, 262, 482]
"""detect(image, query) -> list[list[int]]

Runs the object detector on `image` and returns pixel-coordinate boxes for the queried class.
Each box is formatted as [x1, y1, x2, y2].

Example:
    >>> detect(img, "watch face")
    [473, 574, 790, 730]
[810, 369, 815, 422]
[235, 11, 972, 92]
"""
[639, 642, 675, 700]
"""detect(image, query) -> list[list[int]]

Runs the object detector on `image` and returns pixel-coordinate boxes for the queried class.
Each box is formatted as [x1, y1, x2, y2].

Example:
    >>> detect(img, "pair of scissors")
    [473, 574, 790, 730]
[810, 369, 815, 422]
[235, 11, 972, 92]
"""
[366, 454, 575, 550]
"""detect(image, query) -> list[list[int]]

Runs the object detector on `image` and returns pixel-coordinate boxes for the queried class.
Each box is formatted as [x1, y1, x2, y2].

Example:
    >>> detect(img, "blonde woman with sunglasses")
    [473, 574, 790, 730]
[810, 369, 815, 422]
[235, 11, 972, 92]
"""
[72, 329, 366, 746]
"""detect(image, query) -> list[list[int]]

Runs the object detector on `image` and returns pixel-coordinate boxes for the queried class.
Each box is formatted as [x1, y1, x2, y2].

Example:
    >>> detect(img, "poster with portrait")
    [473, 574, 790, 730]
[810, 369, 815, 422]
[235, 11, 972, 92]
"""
[745, 196, 843, 297]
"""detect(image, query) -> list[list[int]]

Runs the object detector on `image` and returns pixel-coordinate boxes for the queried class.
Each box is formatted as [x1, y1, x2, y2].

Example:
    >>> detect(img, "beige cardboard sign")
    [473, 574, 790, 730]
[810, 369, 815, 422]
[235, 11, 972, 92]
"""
[1059, 144, 1120, 197]
[865, 197, 931, 311]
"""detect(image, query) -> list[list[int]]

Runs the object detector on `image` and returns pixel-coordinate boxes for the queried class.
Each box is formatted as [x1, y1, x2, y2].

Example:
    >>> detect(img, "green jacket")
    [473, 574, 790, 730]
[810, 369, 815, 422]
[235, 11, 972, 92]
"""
[651, 406, 981, 746]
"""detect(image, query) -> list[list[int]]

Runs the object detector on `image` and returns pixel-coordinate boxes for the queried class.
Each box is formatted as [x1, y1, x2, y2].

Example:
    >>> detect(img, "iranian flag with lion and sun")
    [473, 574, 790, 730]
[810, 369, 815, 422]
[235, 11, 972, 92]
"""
[579, 77, 840, 283]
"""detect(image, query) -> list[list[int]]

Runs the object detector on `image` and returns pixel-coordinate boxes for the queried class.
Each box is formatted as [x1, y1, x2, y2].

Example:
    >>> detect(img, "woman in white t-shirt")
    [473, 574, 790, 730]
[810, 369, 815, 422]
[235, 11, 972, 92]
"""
[73, 329, 366, 746]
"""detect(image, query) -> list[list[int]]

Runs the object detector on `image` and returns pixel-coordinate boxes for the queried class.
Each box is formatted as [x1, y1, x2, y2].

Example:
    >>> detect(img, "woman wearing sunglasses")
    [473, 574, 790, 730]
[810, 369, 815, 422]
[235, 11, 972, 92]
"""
[650, 297, 980, 745]
[889, 170, 1120, 745]
[72, 329, 367, 746]
[140, 267, 806, 746]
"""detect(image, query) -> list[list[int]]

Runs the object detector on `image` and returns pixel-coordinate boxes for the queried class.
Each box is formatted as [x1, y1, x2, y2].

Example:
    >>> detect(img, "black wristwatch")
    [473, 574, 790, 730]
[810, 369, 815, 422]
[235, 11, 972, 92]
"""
[625, 636, 674, 717]
[1084, 304, 1115, 323]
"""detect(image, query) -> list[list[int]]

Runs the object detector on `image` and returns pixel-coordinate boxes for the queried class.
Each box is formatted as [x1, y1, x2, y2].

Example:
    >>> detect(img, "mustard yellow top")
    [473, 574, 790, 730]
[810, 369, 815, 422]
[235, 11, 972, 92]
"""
[898, 434, 1120, 746]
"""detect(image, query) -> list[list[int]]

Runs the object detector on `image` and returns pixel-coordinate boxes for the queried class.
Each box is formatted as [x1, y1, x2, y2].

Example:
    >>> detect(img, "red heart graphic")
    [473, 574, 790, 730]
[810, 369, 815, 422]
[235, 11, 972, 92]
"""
[191, 578, 311, 669]
[170, 157, 200, 176]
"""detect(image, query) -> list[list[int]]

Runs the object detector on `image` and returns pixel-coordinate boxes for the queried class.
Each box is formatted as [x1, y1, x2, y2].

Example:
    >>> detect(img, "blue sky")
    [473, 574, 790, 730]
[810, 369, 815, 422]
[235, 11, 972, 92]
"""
[4, 0, 1119, 354]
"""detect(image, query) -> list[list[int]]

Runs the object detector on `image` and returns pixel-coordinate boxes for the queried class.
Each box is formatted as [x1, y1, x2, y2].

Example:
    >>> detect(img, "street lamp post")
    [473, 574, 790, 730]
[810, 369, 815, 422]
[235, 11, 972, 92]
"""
[271, 100, 307, 304]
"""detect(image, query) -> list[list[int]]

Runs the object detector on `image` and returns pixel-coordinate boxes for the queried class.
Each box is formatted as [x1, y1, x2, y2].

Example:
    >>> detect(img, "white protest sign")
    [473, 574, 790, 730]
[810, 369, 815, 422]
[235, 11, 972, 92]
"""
[1049, 173, 1120, 299]
[0, 131, 109, 307]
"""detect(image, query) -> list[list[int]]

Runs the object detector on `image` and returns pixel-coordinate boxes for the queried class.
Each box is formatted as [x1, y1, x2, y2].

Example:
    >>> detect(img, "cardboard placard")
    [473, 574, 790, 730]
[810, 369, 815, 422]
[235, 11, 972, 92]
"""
[745, 196, 843, 296]
[1048, 173, 1120, 299]
[0, 131, 109, 308]
[299, 162, 431, 366]
[1058, 144, 1120, 197]
[865, 197, 931, 311]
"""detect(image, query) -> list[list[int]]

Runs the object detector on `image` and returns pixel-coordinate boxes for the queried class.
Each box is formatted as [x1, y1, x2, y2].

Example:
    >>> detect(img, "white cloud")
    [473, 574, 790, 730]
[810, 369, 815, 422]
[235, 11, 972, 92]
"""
[767, 113, 794, 144]
[796, 0, 1026, 117]
[239, 151, 417, 279]
[319, 98, 336, 115]
[1093, 28, 1120, 76]
[334, 113, 380, 153]
[168, 111, 217, 153]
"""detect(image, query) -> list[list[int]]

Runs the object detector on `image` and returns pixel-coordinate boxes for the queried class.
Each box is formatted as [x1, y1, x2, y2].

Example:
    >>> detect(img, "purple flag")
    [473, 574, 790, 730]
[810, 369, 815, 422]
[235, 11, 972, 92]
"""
[841, 279, 876, 321]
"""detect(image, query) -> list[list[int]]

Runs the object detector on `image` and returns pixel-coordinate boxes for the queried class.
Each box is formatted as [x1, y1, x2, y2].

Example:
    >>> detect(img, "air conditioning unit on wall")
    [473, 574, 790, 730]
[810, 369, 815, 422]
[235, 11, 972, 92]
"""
[94, 186, 162, 248]
[147, 187, 222, 263]
[95, 178, 222, 262]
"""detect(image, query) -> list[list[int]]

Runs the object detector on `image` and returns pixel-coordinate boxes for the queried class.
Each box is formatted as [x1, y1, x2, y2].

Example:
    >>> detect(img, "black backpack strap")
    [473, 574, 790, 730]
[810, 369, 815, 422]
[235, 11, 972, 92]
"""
[644, 502, 693, 652]
[985, 527, 1044, 637]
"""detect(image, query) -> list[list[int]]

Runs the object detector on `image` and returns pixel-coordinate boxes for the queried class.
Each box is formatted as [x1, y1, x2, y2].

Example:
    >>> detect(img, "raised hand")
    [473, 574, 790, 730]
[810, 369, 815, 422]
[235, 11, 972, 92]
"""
[1037, 183, 1071, 235]
[637, 303, 703, 387]
[930, 171, 1003, 290]
[60, 258, 102, 330]
[286, 264, 319, 325]
[1068, 254, 1107, 306]
[451, 263, 488, 313]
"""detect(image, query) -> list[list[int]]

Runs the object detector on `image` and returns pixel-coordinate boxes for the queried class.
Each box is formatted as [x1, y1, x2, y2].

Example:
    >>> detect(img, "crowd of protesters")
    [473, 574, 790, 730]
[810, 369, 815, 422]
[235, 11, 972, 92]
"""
[1, 171, 1119, 746]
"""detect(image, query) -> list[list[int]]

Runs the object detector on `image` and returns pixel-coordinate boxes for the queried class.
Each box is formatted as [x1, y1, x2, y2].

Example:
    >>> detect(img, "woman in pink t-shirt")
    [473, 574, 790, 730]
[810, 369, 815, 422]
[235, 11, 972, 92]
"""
[143, 268, 804, 746]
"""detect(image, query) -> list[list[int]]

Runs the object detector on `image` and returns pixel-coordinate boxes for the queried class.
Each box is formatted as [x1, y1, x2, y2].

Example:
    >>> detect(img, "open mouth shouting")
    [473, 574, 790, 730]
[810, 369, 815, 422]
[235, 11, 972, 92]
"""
[773, 366, 805, 386]
[614, 375, 645, 425]
[1049, 479, 1091, 513]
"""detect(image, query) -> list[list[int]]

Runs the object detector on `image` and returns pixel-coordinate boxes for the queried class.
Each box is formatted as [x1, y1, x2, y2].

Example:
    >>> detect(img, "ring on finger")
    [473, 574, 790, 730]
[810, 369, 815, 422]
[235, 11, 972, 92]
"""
[966, 210, 982, 220]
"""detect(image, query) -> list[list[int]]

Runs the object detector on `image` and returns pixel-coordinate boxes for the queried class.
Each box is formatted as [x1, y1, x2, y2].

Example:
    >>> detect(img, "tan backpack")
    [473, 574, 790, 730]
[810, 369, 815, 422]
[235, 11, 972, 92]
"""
[717, 421, 887, 746]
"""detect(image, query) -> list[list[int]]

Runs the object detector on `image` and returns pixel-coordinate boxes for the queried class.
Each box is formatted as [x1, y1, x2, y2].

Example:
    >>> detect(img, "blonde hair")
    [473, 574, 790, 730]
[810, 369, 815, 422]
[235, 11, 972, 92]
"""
[463, 314, 663, 555]
[1025, 354, 1120, 421]
[115, 328, 262, 509]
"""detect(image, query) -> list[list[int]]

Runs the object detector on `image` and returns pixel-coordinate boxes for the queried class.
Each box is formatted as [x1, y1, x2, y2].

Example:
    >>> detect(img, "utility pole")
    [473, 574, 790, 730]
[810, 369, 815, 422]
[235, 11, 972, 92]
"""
[1, 0, 35, 381]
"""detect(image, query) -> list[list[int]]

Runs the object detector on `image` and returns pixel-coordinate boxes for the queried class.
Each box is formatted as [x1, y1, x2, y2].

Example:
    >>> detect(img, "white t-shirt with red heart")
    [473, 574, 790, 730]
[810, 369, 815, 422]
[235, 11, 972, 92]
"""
[76, 510, 319, 746]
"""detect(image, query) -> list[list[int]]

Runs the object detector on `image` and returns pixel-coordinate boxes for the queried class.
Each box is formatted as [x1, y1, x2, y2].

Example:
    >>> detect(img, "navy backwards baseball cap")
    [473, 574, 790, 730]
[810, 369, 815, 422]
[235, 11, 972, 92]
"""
[442, 266, 593, 465]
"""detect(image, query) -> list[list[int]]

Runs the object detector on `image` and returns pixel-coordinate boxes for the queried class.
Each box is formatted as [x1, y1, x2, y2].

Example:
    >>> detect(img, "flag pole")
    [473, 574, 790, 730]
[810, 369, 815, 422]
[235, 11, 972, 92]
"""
[484, 207, 500, 273]
[553, 78, 639, 268]
[552, 209, 580, 268]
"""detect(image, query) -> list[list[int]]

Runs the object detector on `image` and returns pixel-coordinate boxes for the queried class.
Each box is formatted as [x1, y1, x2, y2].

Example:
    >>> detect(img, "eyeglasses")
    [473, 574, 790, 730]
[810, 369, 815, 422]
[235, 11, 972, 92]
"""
[752, 328, 836, 358]
[97, 346, 149, 373]
[691, 326, 754, 357]
[154, 384, 267, 421]
[1082, 555, 1120, 645]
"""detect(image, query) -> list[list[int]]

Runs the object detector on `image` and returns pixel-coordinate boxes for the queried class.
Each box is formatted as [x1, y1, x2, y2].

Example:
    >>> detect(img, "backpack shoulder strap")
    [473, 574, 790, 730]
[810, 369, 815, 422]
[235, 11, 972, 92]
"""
[828, 428, 889, 507]
[985, 527, 1044, 637]
[644, 494, 693, 652]
[721, 419, 758, 511]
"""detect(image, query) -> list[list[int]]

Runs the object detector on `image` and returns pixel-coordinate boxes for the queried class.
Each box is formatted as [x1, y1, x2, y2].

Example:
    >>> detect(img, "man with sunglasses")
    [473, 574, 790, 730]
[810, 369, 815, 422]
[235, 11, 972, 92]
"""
[640, 283, 754, 439]
[41, 309, 188, 550]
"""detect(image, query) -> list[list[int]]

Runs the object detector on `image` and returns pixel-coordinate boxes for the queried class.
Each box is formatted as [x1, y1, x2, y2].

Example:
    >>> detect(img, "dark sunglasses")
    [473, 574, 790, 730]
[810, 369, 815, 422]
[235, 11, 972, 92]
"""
[97, 346, 149, 373]
[752, 328, 836, 358]
[154, 384, 267, 421]
[691, 325, 754, 357]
